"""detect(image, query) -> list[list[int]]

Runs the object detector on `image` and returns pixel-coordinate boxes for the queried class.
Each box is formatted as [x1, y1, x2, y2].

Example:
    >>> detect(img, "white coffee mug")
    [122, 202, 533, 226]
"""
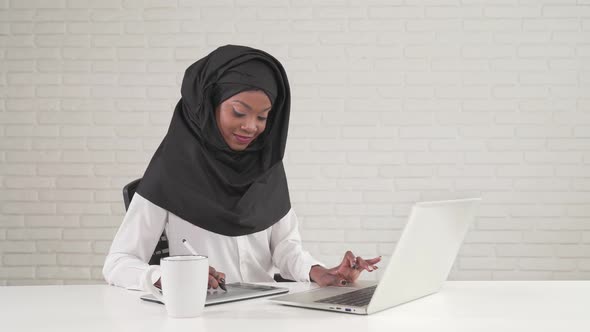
[144, 255, 209, 318]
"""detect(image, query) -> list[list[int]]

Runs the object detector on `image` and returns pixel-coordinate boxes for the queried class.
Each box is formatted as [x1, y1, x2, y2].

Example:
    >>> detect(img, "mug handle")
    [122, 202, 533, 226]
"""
[144, 266, 164, 303]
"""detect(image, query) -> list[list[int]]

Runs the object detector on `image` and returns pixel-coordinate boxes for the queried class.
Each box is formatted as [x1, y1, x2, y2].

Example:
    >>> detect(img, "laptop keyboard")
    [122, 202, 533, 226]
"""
[315, 285, 377, 307]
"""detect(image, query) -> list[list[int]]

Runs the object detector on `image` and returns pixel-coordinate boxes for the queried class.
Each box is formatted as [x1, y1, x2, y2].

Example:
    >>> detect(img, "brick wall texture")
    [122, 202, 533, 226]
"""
[1, 0, 590, 285]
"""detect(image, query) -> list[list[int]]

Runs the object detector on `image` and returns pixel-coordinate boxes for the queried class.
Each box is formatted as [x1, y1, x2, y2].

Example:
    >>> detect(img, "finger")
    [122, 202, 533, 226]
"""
[363, 258, 379, 271]
[356, 256, 373, 272]
[154, 278, 162, 290]
[209, 266, 217, 275]
[365, 256, 382, 265]
[338, 251, 357, 274]
[217, 272, 226, 289]
[345, 251, 356, 267]
[217, 272, 226, 281]
[338, 251, 354, 269]
[208, 274, 219, 289]
[366, 257, 381, 270]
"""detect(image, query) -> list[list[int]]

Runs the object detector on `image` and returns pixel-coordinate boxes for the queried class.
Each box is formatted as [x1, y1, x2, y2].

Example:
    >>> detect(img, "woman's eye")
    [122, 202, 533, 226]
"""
[232, 109, 245, 117]
[258, 116, 267, 121]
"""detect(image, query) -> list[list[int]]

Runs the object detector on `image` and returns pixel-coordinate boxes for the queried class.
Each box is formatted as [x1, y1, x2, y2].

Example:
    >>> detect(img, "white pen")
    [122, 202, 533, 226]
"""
[181, 238, 199, 256]
[182, 238, 227, 291]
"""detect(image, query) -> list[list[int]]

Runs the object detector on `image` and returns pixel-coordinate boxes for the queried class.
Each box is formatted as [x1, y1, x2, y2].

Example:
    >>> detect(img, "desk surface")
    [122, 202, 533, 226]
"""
[1, 281, 589, 332]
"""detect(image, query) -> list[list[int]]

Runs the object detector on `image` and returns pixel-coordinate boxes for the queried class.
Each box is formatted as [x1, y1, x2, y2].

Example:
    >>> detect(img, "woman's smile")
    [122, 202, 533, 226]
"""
[233, 133, 254, 144]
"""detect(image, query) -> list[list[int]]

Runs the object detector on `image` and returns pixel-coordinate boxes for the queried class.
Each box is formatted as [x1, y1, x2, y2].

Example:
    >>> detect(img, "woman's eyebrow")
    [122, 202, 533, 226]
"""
[232, 100, 271, 113]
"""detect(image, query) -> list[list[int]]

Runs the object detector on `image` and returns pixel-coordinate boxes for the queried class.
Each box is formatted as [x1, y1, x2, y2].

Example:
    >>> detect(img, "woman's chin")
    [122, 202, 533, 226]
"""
[228, 142, 249, 151]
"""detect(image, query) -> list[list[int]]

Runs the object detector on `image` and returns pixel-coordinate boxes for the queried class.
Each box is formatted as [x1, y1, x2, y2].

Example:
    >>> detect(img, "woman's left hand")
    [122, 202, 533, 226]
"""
[309, 251, 381, 287]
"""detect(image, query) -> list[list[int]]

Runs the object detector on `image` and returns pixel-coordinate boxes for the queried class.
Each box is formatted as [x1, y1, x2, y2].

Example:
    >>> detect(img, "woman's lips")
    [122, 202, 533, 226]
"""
[233, 133, 254, 144]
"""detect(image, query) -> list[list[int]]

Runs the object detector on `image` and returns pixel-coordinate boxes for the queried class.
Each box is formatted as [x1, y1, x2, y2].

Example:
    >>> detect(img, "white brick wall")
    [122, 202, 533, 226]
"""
[1, 0, 589, 285]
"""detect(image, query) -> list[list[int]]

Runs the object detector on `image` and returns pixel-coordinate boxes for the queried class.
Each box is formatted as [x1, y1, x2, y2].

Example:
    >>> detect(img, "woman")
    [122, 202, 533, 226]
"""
[103, 45, 380, 291]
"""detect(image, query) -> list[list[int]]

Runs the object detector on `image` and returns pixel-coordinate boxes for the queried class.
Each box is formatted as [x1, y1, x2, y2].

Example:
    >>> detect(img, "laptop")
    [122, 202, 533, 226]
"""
[270, 198, 481, 315]
[141, 282, 289, 306]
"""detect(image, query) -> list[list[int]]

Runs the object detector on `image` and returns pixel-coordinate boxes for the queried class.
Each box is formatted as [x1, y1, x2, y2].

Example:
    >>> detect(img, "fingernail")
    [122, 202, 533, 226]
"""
[340, 280, 347, 286]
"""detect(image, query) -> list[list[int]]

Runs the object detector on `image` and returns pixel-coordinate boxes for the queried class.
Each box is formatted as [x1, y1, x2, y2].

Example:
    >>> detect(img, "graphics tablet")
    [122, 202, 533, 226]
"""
[141, 282, 289, 306]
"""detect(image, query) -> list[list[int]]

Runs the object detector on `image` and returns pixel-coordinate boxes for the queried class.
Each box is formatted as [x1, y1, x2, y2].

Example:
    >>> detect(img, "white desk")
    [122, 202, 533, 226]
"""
[1, 281, 589, 332]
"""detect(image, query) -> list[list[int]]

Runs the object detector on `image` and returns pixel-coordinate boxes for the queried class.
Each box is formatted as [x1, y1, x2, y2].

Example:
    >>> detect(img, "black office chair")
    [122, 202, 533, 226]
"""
[123, 178, 293, 282]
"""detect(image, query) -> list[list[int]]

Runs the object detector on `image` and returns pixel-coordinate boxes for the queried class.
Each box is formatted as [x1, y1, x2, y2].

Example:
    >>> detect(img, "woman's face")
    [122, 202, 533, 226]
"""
[215, 90, 272, 151]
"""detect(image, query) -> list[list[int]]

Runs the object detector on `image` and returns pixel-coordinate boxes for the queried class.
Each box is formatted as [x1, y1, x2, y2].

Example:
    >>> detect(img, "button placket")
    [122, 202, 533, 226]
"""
[236, 236, 248, 275]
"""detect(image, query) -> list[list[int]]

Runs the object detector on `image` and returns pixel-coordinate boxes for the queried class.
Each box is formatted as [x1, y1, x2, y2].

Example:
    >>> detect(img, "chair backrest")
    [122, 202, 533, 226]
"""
[122, 178, 169, 265]
[122, 178, 141, 210]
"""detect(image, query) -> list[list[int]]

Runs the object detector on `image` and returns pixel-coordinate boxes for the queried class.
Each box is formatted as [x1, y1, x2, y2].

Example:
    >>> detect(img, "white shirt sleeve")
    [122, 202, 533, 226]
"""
[102, 193, 166, 291]
[269, 209, 323, 282]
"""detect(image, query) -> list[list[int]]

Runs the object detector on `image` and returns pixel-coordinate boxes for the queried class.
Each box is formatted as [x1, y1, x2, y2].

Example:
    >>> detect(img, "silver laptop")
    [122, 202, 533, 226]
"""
[141, 282, 289, 306]
[270, 198, 481, 315]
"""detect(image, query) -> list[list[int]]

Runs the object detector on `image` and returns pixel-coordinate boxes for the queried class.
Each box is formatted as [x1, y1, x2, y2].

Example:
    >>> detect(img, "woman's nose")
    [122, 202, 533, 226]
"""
[241, 118, 257, 133]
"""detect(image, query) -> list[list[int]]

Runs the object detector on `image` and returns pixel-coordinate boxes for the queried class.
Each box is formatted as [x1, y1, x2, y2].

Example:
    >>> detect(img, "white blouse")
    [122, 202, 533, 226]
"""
[103, 193, 320, 291]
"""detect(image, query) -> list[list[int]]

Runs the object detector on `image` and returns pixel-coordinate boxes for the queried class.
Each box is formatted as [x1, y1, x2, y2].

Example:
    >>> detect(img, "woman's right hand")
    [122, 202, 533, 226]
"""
[153, 266, 226, 290]
[207, 266, 226, 290]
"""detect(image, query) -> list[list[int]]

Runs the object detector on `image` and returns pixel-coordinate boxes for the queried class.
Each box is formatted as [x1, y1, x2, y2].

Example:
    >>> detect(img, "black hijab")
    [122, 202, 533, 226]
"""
[136, 45, 291, 236]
